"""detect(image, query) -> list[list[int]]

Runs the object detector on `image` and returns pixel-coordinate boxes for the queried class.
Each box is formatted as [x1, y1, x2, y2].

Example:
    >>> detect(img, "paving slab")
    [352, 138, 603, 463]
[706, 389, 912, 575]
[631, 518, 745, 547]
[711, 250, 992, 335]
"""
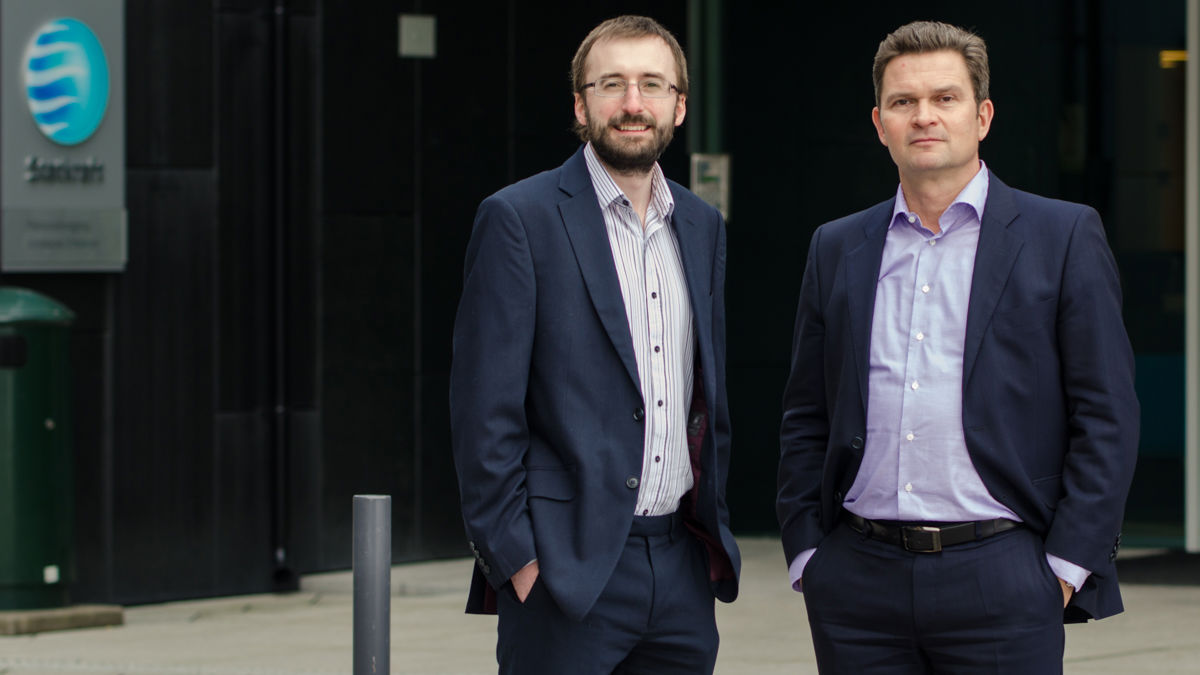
[0, 537, 1193, 674]
[0, 605, 123, 636]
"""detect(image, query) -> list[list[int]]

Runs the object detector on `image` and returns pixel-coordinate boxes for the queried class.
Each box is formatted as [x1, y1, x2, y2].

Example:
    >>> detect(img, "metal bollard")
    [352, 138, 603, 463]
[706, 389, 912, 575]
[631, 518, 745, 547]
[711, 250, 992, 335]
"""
[353, 495, 391, 674]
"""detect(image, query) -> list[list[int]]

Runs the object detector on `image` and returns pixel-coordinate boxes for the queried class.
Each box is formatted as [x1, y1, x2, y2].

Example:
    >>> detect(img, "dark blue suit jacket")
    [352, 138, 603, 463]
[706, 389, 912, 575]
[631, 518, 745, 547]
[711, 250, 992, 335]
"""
[777, 173, 1139, 621]
[450, 147, 740, 622]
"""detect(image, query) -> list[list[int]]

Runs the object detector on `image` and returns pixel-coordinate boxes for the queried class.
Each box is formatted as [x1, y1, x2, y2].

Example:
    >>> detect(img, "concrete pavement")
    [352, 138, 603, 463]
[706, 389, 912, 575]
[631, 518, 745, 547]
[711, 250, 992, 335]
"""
[0, 537, 1196, 674]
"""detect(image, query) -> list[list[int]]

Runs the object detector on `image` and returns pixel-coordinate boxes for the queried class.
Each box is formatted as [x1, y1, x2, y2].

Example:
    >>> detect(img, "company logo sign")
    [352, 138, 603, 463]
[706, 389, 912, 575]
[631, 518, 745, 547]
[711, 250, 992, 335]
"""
[23, 18, 110, 146]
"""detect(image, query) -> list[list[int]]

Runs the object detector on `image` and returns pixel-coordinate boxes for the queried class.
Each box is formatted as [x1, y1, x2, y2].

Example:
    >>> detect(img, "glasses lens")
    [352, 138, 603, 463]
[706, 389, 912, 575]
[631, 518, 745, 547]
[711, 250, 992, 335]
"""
[590, 78, 674, 98]
[595, 78, 626, 97]
[638, 78, 670, 98]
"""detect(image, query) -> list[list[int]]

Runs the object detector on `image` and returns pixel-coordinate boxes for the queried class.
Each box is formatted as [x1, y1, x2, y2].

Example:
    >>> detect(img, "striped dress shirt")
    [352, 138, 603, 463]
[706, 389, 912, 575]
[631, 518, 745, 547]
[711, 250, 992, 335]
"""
[583, 143, 695, 517]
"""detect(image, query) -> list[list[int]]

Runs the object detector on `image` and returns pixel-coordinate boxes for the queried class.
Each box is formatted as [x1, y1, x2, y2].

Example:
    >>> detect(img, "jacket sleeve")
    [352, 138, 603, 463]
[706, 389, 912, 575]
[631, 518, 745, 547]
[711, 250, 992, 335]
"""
[712, 214, 733, 512]
[1044, 206, 1139, 578]
[449, 194, 538, 589]
[777, 227, 831, 565]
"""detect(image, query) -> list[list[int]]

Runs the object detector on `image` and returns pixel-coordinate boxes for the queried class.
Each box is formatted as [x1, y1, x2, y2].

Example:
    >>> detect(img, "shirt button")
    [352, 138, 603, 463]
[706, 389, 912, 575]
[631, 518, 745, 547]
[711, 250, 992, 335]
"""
[655, 455, 661, 463]
[911, 380, 919, 390]
[929, 239, 937, 246]
[921, 284, 930, 293]
[654, 346, 661, 353]
[906, 432, 914, 441]
[907, 215, 916, 224]
[651, 292, 658, 299]
[905, 483, 913, 492]
[626, 476, 640, 489]
[916, 332, 925, 341]
[657, 400, 664, 407]
[642, 509, 649, 515]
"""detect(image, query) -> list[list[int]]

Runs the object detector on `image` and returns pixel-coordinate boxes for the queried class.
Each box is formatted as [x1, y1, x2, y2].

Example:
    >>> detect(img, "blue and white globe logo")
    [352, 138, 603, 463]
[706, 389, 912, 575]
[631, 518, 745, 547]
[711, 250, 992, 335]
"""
[23, 18, 110, 146]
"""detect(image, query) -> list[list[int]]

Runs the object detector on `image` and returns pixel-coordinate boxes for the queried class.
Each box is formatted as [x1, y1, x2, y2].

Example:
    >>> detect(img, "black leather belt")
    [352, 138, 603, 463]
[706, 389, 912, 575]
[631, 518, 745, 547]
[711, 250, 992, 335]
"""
[845, 512, 1020, 553]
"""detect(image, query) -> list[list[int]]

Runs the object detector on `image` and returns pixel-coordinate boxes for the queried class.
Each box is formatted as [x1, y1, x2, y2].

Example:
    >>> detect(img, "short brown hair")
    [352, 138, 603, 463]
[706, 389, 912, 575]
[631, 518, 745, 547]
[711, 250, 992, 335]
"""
[570, 15, 689, 96]
[872, 21, 989, 107]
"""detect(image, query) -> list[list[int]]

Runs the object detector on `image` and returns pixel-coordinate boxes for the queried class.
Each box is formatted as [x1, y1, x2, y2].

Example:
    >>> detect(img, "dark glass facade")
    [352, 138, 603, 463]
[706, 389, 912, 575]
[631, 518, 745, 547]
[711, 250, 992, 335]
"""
[0, 0, 1189, 604]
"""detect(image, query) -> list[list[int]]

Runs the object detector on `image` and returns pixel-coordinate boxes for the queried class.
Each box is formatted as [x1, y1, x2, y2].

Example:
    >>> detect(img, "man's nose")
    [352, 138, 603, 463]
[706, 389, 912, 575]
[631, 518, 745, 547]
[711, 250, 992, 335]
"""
[912, 100, 935, 126]
[621, 85, 646, 113]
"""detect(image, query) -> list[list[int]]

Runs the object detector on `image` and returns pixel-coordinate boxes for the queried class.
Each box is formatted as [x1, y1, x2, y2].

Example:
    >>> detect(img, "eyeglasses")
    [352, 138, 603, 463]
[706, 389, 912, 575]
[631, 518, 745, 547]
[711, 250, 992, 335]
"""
[581, 77, 679, 99]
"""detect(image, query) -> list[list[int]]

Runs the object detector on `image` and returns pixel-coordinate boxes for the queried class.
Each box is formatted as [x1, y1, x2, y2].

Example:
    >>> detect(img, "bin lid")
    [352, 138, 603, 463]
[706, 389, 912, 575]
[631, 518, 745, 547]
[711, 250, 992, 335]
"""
[0, 287, 75, 325]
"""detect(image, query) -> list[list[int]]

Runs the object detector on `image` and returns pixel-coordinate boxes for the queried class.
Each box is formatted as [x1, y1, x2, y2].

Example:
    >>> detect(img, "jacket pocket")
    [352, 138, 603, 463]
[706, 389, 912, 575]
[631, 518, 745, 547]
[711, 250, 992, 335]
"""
[525, 467, 575, 501]
[1032, 473, 1063, 508]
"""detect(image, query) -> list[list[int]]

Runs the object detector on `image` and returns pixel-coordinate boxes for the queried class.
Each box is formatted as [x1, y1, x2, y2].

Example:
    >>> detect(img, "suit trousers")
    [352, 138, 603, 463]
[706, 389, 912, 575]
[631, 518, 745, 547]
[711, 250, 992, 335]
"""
[802, 521, 1065, 675]
[495, 513, 718, 674]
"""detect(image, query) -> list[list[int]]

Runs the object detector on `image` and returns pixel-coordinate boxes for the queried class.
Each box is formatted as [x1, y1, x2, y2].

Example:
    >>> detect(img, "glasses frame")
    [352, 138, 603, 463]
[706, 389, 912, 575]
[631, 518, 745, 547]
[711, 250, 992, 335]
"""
[580, 77, 681, 99]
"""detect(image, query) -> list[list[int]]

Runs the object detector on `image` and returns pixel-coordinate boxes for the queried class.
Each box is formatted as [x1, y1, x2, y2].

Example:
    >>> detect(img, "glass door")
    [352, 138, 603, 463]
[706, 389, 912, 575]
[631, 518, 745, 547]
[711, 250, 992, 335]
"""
[1082, 1, 1190, 547]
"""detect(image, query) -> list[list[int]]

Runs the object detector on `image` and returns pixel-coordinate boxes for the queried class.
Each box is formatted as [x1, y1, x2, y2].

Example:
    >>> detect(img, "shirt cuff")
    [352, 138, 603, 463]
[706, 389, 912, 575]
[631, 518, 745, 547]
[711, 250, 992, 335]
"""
[1046, 553, 1090, 591]
[788, 548, 817, 592]
[510, 558, 537, 578]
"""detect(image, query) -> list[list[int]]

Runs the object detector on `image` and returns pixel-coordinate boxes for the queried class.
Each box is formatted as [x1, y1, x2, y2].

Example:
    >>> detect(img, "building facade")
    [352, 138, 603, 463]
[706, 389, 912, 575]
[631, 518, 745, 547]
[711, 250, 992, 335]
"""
[0, 0, 1193, 604]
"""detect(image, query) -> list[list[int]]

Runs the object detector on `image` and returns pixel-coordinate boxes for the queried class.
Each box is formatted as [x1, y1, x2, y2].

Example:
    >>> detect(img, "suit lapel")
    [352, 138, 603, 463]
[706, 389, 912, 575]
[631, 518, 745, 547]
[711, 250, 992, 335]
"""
[963, 174, 1023, 384]
[844, 203, 892, 412]
[557, 149, 642, 392]
[669, 185, 715, 393]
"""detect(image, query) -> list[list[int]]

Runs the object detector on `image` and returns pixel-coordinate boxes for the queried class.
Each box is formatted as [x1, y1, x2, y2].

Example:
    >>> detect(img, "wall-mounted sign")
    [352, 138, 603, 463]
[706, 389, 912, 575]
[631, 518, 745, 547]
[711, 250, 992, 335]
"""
[398, 14, 436, 58]
[690, 153, 731, 222]
[24, 18, 111, 146]
[2, 0, 125, 272]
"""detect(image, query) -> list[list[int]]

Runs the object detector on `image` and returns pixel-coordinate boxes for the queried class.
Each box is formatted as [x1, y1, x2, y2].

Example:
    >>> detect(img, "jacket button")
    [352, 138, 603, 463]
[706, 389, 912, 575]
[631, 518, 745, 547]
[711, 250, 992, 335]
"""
[626, 476, 640, 489]
[850, 435, 864, 450]
[633, 407, 645, 422]
[834, 491, 844, 503]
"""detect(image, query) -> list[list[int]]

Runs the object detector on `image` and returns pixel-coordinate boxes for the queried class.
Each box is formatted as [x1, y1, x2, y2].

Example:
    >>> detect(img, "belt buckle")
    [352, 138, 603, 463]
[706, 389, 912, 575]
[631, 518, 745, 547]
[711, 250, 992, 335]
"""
[901, 526, 943, 553]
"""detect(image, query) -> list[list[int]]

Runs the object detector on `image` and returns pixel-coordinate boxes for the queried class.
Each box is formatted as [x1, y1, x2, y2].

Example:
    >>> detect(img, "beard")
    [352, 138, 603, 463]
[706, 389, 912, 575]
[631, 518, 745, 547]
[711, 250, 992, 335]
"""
[582, 109, 675, 175]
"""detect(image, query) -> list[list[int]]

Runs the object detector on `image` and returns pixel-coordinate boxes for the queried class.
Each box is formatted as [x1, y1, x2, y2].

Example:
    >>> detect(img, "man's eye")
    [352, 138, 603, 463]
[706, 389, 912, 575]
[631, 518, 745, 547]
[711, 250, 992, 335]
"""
[641, 80, 665, 92]
[600, 80, 625, 92]
[893, 98, 911, 107]
[940, 95, 955, 103]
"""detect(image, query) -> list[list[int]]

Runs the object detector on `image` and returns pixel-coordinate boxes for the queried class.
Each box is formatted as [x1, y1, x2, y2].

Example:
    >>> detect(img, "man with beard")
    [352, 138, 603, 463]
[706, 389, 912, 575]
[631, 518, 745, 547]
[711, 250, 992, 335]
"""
[449, 14, 740, 674]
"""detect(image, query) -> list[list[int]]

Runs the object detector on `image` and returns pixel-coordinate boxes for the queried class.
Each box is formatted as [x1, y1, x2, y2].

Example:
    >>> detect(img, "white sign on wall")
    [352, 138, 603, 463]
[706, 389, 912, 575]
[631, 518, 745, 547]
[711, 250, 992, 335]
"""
[1, 0, 126, 272]
[690, 153, 731, 222]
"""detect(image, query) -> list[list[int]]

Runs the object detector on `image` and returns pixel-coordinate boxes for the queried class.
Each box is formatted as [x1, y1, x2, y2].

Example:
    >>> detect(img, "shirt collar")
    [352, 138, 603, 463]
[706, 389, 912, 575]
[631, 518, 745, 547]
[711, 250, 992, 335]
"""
[583, 142, 675, 220]
[890, 160, 990, 230]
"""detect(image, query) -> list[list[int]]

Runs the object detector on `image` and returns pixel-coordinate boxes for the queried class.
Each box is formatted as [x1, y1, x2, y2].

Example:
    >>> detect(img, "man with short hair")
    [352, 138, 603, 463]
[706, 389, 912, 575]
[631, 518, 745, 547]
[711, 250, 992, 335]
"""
[777, 20, 1138, 673]
[451, 15, 739, 674]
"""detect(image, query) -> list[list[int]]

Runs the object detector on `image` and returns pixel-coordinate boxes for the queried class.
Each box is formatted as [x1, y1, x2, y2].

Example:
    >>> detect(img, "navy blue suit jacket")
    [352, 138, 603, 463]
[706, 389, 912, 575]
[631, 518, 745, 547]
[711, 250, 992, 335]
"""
[777, 173, 1139, 621]
[450, 147, 740, 622]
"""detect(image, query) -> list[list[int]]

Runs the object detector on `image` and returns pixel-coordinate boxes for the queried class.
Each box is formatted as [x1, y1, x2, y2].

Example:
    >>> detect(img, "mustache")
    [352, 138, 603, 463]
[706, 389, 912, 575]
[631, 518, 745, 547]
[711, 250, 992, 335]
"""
[609, 114, 656, 127]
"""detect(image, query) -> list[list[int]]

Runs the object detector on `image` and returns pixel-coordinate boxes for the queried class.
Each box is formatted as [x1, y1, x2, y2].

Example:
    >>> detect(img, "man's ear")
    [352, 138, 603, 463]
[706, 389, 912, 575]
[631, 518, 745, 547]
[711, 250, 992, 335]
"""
[976, 98, 994, 141]
[574, 92, 588, 128]
[871, 107, 887, 147]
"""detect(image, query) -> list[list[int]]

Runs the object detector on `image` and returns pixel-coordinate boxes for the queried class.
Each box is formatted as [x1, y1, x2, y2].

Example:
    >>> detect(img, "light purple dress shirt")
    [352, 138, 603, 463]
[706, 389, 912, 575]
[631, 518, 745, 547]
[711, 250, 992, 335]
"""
[789, 163, 1089, 593]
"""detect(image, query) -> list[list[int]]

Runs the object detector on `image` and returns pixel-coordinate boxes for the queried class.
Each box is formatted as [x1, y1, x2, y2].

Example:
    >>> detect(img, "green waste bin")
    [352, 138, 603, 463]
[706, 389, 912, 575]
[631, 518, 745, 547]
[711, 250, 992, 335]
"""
[0, 287, 75, 610]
